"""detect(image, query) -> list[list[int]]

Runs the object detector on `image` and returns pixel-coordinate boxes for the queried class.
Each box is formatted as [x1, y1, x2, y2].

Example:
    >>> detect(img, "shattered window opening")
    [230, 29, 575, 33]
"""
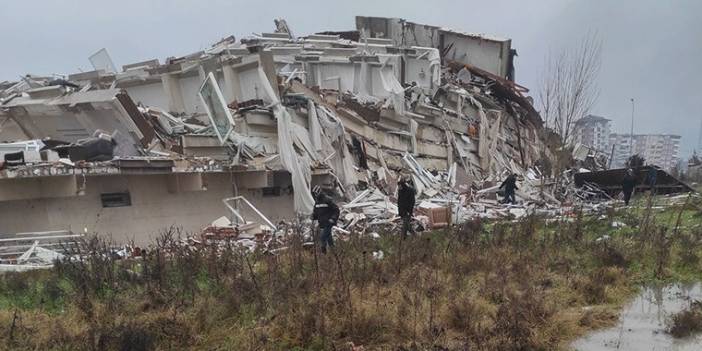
[100, 192, 132, 208]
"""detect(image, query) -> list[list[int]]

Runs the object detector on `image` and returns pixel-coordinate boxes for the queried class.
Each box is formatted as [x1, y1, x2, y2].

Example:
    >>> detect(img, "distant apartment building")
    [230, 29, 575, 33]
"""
[608, 133, 632, 169]
[609, 133, 681, 171]
[573, 115, 611, 152]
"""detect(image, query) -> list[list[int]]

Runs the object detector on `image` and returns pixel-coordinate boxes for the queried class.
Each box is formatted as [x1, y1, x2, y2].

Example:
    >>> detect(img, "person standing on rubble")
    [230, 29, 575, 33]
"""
[397, 175, 417, 238]
[621, 169, 638, 206]
[499, 173, 518, 204]
[312, 185, 340, 254]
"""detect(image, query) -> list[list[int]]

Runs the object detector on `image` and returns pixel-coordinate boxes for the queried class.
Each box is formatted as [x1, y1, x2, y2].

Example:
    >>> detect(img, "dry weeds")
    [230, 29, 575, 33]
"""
[0, 197, 700, 350]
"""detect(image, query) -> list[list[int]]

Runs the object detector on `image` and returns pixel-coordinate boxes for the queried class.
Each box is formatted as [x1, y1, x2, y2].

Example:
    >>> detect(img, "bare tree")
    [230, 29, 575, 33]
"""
[539, 33, 602, 145]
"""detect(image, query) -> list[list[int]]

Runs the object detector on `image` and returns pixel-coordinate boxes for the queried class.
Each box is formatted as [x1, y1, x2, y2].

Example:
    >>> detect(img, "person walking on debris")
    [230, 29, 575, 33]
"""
[312, 185, 339, 254]
[499, 173, 518, 204]
[621, 169, 638, 206]
[397, 175, 417, 238]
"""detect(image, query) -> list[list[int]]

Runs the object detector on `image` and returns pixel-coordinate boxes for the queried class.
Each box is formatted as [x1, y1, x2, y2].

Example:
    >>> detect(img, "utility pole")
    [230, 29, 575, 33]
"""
[629, 98, 635, 158]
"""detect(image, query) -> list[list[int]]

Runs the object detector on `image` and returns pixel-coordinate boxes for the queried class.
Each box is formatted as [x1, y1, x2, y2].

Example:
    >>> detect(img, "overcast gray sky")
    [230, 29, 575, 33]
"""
[2, 0, 701, 157]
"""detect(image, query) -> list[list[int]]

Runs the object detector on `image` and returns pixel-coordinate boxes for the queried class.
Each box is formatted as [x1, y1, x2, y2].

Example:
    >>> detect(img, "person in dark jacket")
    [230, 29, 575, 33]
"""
[622, 169, 637, 206]
[397, 176, 417, 238]
[312, 186, 340, 254]
[499, 173, 518, 204]
[646, 167, 658, 195]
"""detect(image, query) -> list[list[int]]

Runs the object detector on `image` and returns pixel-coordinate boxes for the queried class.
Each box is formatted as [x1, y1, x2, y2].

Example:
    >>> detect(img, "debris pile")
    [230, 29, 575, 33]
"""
[0, 16, 695, 259]
[0, 231, 81, 272]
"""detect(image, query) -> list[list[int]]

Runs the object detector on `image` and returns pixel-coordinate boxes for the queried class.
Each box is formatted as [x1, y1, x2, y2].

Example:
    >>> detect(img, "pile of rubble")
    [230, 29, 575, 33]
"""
[0, 16, 695, 262]
[0, 231, 81, 272]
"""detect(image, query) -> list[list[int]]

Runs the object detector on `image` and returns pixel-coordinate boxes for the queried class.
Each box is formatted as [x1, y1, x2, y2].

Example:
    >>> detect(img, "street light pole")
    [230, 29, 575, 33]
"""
[630, 98, 635, 159]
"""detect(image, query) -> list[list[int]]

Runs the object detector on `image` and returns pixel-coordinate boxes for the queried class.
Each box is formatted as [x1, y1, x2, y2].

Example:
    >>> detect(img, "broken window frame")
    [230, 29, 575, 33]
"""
[100, 192, 132, 208]
[198, 72, 235, 144]
[222, 196, 277, 231]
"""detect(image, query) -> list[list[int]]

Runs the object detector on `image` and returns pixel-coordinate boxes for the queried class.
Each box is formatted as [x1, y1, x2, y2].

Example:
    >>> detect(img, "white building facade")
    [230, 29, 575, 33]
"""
[573, 115, 611, 152]
[609, 133, 681, 171]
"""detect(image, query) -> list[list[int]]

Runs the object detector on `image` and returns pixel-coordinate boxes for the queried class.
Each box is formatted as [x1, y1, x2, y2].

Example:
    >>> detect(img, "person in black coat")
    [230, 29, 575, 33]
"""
[312, 186, 340, 254]
[499, 173, 518, 204]
[622, 169, 638, 206]
[646, 167, 658, 195]
[397, 176, 417, 238]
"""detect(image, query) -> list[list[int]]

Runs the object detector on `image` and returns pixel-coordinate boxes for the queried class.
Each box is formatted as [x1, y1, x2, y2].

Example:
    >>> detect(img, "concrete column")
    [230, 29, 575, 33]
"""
[161, 73, 186, 114]
[258, 51, 279, 100]
[222, 65, 242, 103]
[198, 65, 208, 83]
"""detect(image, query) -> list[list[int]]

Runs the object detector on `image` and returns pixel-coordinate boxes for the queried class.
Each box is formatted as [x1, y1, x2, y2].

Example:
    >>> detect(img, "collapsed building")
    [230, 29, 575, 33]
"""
[0, 17, 555, 246]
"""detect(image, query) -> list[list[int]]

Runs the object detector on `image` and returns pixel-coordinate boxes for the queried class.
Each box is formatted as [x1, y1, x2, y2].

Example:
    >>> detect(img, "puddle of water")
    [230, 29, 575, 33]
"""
[572, 283, 702, 351]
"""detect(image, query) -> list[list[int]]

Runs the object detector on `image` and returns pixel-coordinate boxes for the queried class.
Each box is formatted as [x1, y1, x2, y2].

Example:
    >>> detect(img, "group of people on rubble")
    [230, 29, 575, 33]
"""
[310, 173, 419, 254]
[311, 170, 522, 253]
[311, 167, 647, 252]
[496, 169, 646, 207]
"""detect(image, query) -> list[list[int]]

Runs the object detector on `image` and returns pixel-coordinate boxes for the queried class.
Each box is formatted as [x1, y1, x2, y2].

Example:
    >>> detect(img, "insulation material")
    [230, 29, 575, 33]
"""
[409, 119, 418, 154]
[258, 67, 315, 215]
[292, 122, 320, 161]
[316, 105, 358, 191]
[229, 133, 277, 155]
[378, 64, 406, 115]
[308, 100, 323, 153]
[355, 61, 373, 99]
[417, 47, 442, 89]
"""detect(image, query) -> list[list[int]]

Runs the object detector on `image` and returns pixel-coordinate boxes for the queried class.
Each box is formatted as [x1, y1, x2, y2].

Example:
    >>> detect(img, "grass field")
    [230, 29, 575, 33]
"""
[0, 193, 700, 350]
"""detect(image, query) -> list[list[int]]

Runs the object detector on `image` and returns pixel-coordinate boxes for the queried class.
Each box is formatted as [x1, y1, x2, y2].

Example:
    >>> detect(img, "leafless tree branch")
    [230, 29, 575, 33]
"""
[539, 32, 602, 145]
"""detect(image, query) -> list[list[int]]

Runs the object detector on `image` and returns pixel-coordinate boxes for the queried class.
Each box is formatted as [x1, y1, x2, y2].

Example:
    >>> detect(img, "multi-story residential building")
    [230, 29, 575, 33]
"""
[609, 133, 633, 168]
[573, 115, 611, 152]
[609, 133, 681, 171]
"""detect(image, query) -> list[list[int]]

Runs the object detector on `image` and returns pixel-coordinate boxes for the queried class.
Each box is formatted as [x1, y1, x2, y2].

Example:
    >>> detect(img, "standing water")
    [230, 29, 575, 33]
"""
[572, 284, 702, 350]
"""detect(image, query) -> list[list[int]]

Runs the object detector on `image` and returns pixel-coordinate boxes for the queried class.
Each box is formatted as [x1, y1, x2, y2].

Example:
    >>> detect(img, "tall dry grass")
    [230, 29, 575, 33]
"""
[0, 196, 700, 350]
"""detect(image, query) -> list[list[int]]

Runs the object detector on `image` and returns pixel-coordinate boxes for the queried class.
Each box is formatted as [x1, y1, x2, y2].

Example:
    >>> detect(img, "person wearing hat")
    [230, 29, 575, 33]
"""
[397, 175, 417, 238]
[311, 185, 339, 254]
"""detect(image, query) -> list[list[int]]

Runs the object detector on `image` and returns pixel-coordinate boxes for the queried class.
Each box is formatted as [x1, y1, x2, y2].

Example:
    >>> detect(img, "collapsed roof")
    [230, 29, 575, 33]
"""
[0, 16, 553, 215]
[574, 166, 695, 195]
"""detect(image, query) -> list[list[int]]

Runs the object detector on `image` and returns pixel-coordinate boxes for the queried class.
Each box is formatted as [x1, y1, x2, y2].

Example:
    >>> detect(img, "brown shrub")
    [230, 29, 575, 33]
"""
[667, 301, 702, 338]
